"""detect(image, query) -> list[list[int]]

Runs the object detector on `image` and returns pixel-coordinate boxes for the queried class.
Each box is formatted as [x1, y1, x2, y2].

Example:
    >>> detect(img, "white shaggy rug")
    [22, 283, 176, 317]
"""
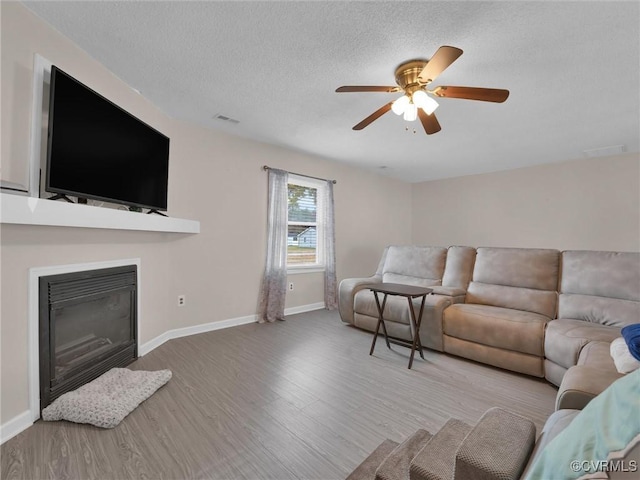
[42, 368, 172, 428]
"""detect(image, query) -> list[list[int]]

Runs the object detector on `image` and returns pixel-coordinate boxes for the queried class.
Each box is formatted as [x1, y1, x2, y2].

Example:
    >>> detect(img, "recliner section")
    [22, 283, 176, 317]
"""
[543, 250, 640, 385]
[349, 246, 453, 352]
[443, 247, 559, 378]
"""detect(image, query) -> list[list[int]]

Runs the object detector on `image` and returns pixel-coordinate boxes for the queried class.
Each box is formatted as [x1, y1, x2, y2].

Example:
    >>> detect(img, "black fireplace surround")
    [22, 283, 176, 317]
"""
[39, 265, 137, 411]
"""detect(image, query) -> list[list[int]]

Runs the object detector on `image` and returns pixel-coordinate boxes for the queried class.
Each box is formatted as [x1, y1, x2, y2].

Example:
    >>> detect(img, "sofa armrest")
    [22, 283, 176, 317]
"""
[430, 286, 467, 304]
[555, 365, 623, 411]
[520, 409, 580, 479]
[338, 276, 381, 324]
[455, 407, 536, 480]
[419, 295, 451, 352]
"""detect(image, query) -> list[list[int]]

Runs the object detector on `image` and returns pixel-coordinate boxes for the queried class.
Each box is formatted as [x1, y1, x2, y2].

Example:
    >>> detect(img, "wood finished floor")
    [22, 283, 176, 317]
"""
[1, 310, 557, 480]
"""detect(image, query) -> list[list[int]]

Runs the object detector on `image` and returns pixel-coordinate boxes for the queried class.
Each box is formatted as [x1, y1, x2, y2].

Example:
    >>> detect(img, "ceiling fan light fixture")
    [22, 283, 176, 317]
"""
[412, 90, 439, 115]
[335, 45, 509, 134]
[403, 102, 418, 122]
[391, 95, 410, 115]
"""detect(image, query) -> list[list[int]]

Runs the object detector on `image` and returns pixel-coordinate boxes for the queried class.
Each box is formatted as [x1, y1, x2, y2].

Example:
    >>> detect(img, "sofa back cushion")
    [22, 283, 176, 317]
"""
[558, 251, 640, 326]
[442, 246, 477, 289]
[382, 246, 447, 287]
[466, 247, 560, 318]
[375, 247, 390, 277]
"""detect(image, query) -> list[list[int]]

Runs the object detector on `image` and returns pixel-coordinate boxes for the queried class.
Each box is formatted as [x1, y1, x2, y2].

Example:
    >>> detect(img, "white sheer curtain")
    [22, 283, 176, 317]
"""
[323, 180, 337, 310]
[258, 168, 288, 322]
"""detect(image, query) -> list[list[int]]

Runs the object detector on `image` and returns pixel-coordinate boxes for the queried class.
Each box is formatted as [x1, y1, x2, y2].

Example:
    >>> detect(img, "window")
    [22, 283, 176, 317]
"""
[287, 175, 325, 270]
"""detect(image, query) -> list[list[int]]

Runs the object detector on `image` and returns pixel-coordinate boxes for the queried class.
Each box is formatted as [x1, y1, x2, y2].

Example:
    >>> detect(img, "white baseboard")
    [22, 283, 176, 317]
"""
[0, 410, 33, 445]
[2, 303, 325, 444]
[138, 314, 257, 356]
[138, 303, 325, 356]
[138, 331, 173, 357]
[285, 302, 326, 316]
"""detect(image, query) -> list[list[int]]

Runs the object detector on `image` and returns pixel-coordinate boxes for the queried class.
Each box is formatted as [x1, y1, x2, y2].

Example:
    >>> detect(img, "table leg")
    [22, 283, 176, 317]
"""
[415, 295, 427, 360]
[370, 291, 390, 355]
[379, 294, 391, 349]
[407, 295, 426, 369]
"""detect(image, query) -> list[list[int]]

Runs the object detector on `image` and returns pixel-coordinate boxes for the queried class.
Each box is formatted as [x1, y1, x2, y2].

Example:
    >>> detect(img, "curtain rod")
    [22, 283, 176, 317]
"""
[262, 165, 337, 184]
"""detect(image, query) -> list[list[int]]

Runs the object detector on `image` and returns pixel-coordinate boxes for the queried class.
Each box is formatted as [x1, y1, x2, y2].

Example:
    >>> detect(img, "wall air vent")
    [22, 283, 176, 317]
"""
[582, 144, 626, 158]
[213, 114, 240, 125]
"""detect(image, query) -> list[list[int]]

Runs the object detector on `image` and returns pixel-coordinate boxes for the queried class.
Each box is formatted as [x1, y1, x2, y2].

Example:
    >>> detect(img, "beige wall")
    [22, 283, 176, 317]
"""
[4, 0, 638, 430]
[412, 153, 640, 252]
[0, 3, 410, 424]
[165, 119, 411, 329]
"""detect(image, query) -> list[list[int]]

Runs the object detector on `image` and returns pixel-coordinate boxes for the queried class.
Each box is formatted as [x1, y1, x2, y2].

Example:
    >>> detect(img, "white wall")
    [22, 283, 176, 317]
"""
[411, 153, 640, 252]
[0, 2, 411, 425]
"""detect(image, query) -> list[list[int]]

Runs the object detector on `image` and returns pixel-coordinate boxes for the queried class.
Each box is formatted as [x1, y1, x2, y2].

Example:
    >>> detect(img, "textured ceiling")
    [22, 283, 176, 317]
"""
[24, 1, 640, 182]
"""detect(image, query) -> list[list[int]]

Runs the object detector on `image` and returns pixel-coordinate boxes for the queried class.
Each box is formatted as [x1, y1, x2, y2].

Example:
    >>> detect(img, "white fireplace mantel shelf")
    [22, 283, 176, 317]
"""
[0, 193, 200, 233]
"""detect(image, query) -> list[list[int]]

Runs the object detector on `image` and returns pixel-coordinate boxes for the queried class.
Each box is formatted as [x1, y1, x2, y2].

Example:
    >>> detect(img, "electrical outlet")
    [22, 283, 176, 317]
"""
[178, 295, 186, 307]
[288, 282, 294, 291]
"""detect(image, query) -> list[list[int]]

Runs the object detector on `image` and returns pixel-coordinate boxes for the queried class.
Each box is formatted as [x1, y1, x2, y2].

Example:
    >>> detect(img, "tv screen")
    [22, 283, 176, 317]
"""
[46, 66, 170, 211]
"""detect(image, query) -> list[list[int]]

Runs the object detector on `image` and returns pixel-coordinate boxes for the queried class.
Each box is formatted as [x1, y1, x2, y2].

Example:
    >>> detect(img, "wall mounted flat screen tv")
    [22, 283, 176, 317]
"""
[46, 66, 170, 211]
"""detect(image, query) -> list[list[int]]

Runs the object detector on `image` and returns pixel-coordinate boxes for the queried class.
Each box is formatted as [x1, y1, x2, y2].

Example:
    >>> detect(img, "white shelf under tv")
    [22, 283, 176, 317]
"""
[0, 193, 200, 234]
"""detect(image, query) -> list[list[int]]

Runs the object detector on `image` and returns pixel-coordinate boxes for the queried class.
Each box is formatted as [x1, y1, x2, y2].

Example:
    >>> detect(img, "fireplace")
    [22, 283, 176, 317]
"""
[39, 265, 137, 410]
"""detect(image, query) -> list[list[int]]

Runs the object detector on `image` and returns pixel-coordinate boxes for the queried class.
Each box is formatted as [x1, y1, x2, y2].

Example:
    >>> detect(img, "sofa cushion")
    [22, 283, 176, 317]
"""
[466, 282, 557, 319]
[545, 319, 622, 370]
[445, 336, 544, 377]
[543, 360, 567, 387]
[441, 246, 476, 290]
[382, 273, 441, 288]
[558, 294, 639, 327]
[472, 247, 560, 291]
[430, 286, 467, 297]
[354, 290, 426, 326]
[561, 250, 640, 302]
[443, 304, 549, 356]
[555, 365, 623, 411]
[354, 313, 411, 341]
[558, 251, 640, 327]
[466, 247, 559, 318]
[381, 246, 446, 287]
[577, 341, 616, 371]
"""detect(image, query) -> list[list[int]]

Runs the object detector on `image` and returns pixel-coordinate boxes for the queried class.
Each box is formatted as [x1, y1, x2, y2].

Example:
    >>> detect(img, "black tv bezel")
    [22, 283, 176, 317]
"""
[45, 66, 170, 212]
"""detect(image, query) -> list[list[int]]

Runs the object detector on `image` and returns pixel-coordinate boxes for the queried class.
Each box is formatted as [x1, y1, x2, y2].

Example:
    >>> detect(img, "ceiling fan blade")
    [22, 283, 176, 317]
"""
[353, 102, 393, 130]
[418, 109, 441, 135]
[418, 46, 463, 83]
[433, 86, 510, 103]
[336, 86, 400, 93]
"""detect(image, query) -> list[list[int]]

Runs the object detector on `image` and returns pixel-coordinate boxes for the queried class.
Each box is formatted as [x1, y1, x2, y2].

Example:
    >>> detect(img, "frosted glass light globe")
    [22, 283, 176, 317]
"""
[413, 90, 439, 115]
[403, 102, 418, 122]
[391, 95, 410, 115]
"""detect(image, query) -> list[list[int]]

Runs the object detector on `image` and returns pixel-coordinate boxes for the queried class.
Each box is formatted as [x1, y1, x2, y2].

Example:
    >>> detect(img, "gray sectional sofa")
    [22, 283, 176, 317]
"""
[342, 245, 639, 480]
[339, 245, 640, 408]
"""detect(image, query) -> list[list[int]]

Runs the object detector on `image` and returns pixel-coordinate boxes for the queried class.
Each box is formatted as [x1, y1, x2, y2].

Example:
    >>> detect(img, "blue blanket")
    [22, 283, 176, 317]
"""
[622, 323, 640, 361]
[525, 369, 640, 479]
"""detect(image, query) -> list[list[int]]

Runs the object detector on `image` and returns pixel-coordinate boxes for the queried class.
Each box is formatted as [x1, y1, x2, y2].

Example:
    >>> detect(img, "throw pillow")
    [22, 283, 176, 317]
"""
[524, 369, 640, 480]
[621, 323, 640, 361]
[610, 337, 640, 374]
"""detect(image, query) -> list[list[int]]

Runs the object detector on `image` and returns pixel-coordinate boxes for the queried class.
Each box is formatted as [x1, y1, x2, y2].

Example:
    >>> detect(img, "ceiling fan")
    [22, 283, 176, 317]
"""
[335, 46, 509, 135]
